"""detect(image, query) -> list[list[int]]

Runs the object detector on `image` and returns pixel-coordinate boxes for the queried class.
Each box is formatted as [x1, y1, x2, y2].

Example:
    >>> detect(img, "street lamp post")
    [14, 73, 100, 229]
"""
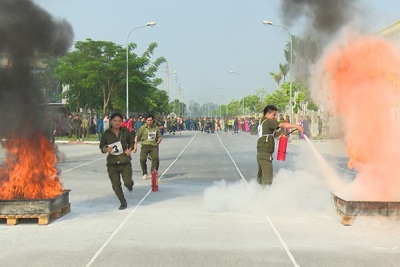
[217, 87, 224, 117]
[172, 70, 178, 115]
[229, 70, 245, 116]
[126, 21, 156, 118]
[262, 20, 293, 124]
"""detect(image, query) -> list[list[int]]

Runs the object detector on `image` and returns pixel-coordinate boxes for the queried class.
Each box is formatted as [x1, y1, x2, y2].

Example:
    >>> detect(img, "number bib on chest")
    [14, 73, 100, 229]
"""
[146, 129, 156, 141]
[108, 141, 123, 155]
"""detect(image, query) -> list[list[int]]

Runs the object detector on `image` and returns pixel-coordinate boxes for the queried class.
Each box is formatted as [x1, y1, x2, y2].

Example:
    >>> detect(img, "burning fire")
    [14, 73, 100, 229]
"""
[314, 33, 400, 201]
[0, 132, 63, 199]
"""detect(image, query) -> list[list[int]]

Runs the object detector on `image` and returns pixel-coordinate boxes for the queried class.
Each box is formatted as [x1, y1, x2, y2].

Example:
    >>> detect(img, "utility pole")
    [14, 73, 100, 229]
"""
[173, 71, 178, 115]
[165, 61, 169, 97]
[178, 84, 182, 117]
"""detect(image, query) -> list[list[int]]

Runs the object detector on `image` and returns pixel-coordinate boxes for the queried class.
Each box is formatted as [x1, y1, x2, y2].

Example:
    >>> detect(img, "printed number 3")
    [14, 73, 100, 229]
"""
[113, 145, 119, 153]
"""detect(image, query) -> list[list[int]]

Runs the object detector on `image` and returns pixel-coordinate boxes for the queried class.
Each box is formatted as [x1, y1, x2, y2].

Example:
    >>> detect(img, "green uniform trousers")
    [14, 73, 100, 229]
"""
[107, 162, 133, 205]
[251, 125, 257, 135]
[140, 144, 159, 174]
[257, 141, 274, 186]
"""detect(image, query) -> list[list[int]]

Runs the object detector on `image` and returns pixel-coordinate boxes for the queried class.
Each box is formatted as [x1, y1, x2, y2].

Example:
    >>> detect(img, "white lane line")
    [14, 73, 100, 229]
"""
[85, 131, 198, 267]
[216, 132, 300, 267]
[159, 131, 197, 181]
[215, 132, 248, 185]
[265, 215, 301, 267]
[62, 157, 106, 173]
[85, 189, 152, 267]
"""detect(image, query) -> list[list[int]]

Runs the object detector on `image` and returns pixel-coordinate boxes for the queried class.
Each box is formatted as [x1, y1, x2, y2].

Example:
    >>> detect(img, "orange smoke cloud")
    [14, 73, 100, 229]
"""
[315, 33, 400, 201]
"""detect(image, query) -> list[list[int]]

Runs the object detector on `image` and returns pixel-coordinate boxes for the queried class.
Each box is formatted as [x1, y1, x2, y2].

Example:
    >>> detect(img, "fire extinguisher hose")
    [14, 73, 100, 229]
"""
[285, 129, 298, 136]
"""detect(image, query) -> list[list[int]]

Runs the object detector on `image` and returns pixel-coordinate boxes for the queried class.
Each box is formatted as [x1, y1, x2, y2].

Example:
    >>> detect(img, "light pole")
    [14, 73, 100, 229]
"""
[229, 70, 245, 116]
[262, 20, 293, 124]
[220, 87, 229, 117]
[126, 21, 156, 118]
[217, 87, 225, 117]
[172, 70, 178, 115]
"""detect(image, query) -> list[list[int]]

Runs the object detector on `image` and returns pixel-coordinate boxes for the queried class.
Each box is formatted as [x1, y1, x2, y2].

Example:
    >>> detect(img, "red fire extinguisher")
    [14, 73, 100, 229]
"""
[277, 129, 297, 161]
[151, 170, 158, 192]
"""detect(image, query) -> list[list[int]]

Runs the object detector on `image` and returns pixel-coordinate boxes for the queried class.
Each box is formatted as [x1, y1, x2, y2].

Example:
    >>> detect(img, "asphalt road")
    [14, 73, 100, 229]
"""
[0, 131, 399, 267]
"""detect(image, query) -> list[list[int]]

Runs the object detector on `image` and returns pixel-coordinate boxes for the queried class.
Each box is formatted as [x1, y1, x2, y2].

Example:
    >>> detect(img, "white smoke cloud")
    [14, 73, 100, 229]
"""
[203, 148, 335, 217]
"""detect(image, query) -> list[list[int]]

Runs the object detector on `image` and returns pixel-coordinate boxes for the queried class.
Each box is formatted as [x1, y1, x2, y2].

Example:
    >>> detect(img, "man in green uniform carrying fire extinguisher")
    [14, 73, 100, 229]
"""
[257, 105, 303, 186]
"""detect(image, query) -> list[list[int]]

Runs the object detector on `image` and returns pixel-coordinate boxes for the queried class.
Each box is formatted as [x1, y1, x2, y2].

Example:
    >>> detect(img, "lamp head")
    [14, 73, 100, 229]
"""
[147, 21, 156, 27]
[262, 20, 273, 25]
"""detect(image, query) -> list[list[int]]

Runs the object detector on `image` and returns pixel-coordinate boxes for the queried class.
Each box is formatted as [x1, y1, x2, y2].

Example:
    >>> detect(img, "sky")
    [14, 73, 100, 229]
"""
[32, 0, 400, 105]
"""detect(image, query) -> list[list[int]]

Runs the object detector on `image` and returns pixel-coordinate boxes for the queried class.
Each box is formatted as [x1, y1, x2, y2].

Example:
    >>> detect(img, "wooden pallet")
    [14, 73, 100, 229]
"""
[0, 203, 71, 225]
[336, 209, 354, 226]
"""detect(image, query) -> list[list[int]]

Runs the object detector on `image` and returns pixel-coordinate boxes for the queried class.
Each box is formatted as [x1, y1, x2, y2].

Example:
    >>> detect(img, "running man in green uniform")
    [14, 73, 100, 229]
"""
[257, 105, 303, 186]
[100, 113, 135, 210]
[133, 115, 162, 180]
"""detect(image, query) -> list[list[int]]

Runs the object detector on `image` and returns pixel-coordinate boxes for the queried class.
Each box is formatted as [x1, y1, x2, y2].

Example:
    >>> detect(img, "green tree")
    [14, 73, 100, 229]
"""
[290, 81, 318, 114]
[220, 105, 229, 117]
[200, 102, 218, 117]
[55, 39, 167, 115]
[146, 89, 171, 115]
[243, 94, 263, 115]
[188, 101, 201, 117]
[264, 87, 288, 114]
[55, 39, 121, 113]
[127, 42, 167, 114]
[170, 99, 186, 117]
[226, 100, 241, 117]
[269, 71, 282, 89]
[274, 35, 320, 116]
[279, 63, 289, 83]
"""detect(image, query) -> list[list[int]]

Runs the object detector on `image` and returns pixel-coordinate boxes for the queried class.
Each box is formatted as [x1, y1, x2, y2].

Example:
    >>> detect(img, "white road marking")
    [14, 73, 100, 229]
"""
[216, 132, 301, 267]
[158, 132, 197, 181]
[265, 215, 301, 267]
[62, 157, 106, 173]
[215, 132, 248, 184]
[85, 131, 198, 267]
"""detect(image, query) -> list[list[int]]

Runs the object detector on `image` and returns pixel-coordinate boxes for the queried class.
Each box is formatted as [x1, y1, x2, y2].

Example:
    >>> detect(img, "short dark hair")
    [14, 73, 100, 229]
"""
[110, 112, 123, 121]
[146, 115, 154, 120]
[263, 105, 278, 116]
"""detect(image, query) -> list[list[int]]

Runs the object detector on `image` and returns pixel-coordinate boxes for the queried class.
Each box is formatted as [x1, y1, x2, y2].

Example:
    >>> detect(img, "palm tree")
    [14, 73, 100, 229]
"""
[269, 71, 282, 90]
[279, 63, 289, 83]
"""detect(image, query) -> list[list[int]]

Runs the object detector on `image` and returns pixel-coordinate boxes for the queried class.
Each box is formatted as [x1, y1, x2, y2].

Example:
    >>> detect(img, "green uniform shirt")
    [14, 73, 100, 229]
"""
[258, 118, 280, 153]
[71, 118, 82, 128]
[100, 128, 134, 164]
[154, 120, 162, 127]
[136, 124, 161, 146]
[82, 118, 89, 128]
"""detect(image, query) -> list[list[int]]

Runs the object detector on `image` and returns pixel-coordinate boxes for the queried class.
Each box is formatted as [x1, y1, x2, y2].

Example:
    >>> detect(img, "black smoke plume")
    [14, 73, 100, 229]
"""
[277, 0, 362, 78]
[279, 0, 358, 37]
[0, 0, 73, 138]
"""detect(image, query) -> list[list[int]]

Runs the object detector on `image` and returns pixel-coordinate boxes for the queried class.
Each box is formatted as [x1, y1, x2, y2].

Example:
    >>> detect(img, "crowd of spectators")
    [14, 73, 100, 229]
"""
[51, 112, 323, 141]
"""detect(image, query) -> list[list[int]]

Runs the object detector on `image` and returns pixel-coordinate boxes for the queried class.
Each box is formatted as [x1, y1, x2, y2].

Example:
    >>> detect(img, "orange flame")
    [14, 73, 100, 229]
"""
[319, 34, 400, 200]
[0, 132, 63, 199]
